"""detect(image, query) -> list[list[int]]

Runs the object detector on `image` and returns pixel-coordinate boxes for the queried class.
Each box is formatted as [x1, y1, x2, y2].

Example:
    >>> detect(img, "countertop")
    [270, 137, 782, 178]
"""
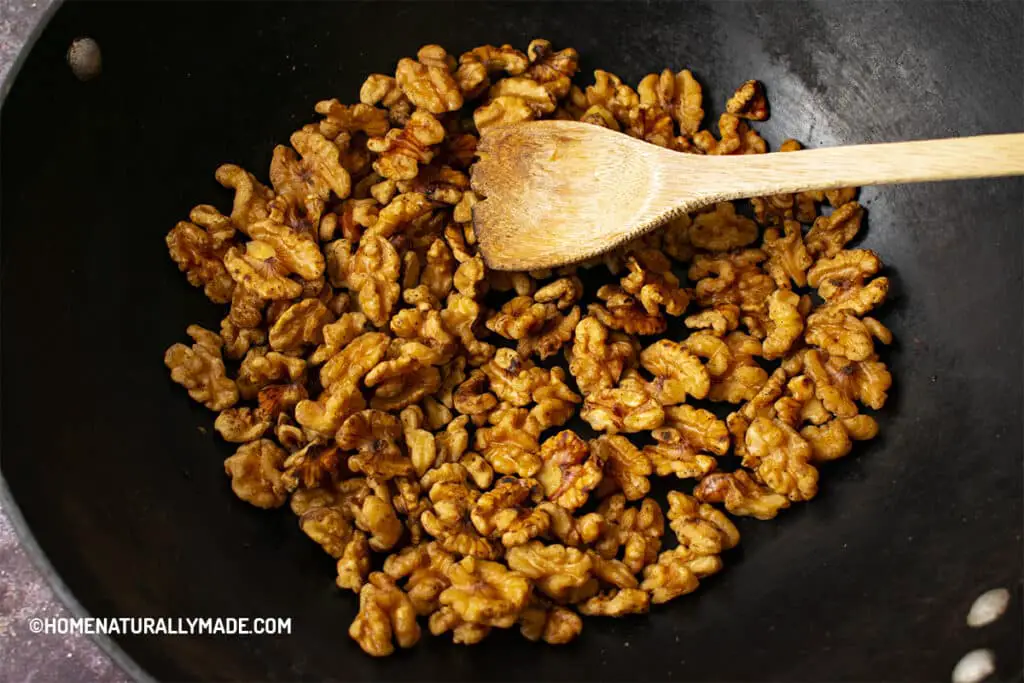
[1, 0, 128, 680]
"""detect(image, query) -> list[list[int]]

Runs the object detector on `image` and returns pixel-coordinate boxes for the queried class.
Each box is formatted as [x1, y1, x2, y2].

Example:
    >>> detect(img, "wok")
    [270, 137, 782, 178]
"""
[1, 1, 1021, 681]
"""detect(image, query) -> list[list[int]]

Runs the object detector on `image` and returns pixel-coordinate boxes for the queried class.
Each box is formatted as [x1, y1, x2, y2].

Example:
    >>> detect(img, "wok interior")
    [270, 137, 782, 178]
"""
[1, 2, 1021, 680]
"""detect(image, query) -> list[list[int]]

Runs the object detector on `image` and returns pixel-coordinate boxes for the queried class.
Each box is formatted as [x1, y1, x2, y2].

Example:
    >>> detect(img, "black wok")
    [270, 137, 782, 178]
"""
[1, 1, 1021, 681]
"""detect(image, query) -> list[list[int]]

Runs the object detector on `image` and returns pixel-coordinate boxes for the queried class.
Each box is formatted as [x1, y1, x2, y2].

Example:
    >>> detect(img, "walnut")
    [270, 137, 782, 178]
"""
[583, 70, 639, 129]
[763, 219, 813, 288]
[336, 531, 372, 592]
[526, 366, 582, 436]
[360, 74, 413, 126]
[318, 331, 389, 388]
[470, 477, 549, 547]
[338, 410, 413, 480]
[578, 588, 649, 617]
[693, 113, 766, 155]
[247, 217, 325, 282]
[421, 481, 501, 559]
[568, 316, 636, 396]
[368, 111, 446, 181]
[384, 541, 456, 615]
[640, 550, 700, 604]
[164, 325, 238, 411]
[455, 44, 529, 99]
[349, 572, 422, 657]
[364, 192, 433, 240]
[298, 505, 353, 558]
[684, 304, 740, 337]
[725, 80, 768, 120]
[762, 289, 805, 360]
[581, 372, 664, 434]
[294, 379, 366, 438]
[395, 46, 463, 114]
[518, 306, 581, 361]
[691, 331, 769, 404]
[693, 470, 790, 520]
[804, 309, 879, 361]
[439, 556, 532, 628]
[519, 602, 583, 645]
[588, 285, 667, 335]
[666, 491, 739, 559]
[223, 439, 288, 508]
[340, 235, 401, 327]
[214, 164, 273, 231]
[640, 339, 710, 404]
[345, 480, 403, 552]
[802, 348, 891, 417]
[428, 606, 491, 644]
[636, 68, 703, 136]
[314, 99, 390, 137]
[267, 299, 334, 352]
[537, 431, 603, 511]
[539, 503, 604, 548]
[370, 362, 441, 412]
[690, 202, 758, 251]
[805, 201, 864, 259]
[166, 213, 236, 303]
[807, 249, 889, 317]
[592, 435, 652, 501]
[619, 251, 690, 317]
[801, 414, 879, 462]
[474, 407, 542, 478]
[223, 241, 303, 301]
[643, 405, 727, 479]
[594, 495, 664, 573]
[309, 312, 369, 365]
[486, 295, 558, 341]
[235, 346, 305, 399]
[441, 293, 495, 367]
[524, 39, 578, 99]
[689, 249, 774, 336]
[506, 541, 595, 604]
[453, 256, 487, 300]
[479, 348, 539, 407]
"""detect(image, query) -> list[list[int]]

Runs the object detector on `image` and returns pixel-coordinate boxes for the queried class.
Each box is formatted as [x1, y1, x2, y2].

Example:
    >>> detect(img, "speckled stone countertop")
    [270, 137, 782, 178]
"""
[1, 0, 128, 680]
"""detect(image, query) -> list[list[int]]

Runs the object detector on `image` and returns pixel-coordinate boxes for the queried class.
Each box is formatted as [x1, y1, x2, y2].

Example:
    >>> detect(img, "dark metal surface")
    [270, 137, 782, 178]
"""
[1, 1, 1021, 681]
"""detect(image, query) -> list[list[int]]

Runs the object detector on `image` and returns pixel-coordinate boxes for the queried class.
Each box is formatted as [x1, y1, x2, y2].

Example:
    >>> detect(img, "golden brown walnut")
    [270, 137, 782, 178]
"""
[319, 330, 389, 388]
[235, 346, 305, 399]
[581, 371, 665, 434]
[725, 80, 768, 120]
[315, 99, 390, 137]
[349, 572, 422, 657]
[695, 331, 770, 404]
[223, 240, 303, 301]
[620, 250, 690, 317]
[336, 531, 372, 592]
[166, 211, 236, 303]
[395, 46, 463, 114]
[421, 481, 501, 559]
[578, 589, 650, 617]
[223, 439, 288, 509]
[441, 293, 496, 367]
[456, 44, 529, 99]
[584, 70, 640, 129]
[568, 315, 636, 396]
[690, 202, 759, 251]
[539, 503, 605, 548]
[804, 309, 879, 362]
[594, 495, 665, 573]
[506, 541, 595, 603]
[592, 435, 652, 501]
[762, 289, 805, 360]
[537, 431, 604, 511]
[364, 192, 433, 240]
[640, 550, 700, 604]
[588, 284, 667, 336]
[486, 295, 558, 340]
[309, 312, 369, 365]
[693, 470, 790, 520]
[215, 164, 273, 232]
[453, 370, 498, 423]
[480, 348, 539, 407]
[689, 249, 774, 334]
[640, 339, 710, 404]
[338, 410, 414, 480]
[453, 256, 487, 300]
[666, 491, 739, 559]
[248, 217, 326, 282]
[807, 249, 889, 317]
[525, 39, 579, 99]
[763, 219, 813, 288]
[439, 556, 532, 628]
[802, 348, 891, 417]
[298, 505, 353, 558]
[801, 414, 879, 462]
[519, 602, 583, 645]
[527, 366, 582, 435]
[805, 201, 865, 259]
[684, 304, 741, 337]
[295, 376, 369, 437]
[518, 306, 581, 361]
[429, 606, 492, 644]
[470, 476, 549, 547]
[368, 111, 446, 181]
[384, 541, 456, 616]
[360, 74, 413, 126]
[474, 407, 542, 478]
[227, 283, 264, 330]
[165, 325, 238, 411]
[267, 299, 334, 352]
[637, 68, 703, 136]
[693, 113, 766, 155]
[342, 235, 401, 327]
[346, 481, 403, 552]
[643, 405, 727, 479]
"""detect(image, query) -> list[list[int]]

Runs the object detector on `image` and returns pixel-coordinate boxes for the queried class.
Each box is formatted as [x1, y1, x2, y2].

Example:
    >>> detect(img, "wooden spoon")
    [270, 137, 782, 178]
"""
[470, 121, 1024, 271]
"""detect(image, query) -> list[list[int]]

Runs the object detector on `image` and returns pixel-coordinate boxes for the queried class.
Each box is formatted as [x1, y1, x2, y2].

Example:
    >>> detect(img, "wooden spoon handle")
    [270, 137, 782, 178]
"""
[667, 133, 1024, 201]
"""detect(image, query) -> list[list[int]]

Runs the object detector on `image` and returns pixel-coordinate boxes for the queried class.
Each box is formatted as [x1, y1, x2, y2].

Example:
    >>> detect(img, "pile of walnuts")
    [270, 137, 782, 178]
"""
[164, 40, 893, 656]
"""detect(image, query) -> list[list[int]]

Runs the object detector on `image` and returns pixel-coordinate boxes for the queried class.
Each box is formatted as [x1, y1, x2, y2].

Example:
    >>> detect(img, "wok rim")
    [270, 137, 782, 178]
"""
[1, 0, 150, 679]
